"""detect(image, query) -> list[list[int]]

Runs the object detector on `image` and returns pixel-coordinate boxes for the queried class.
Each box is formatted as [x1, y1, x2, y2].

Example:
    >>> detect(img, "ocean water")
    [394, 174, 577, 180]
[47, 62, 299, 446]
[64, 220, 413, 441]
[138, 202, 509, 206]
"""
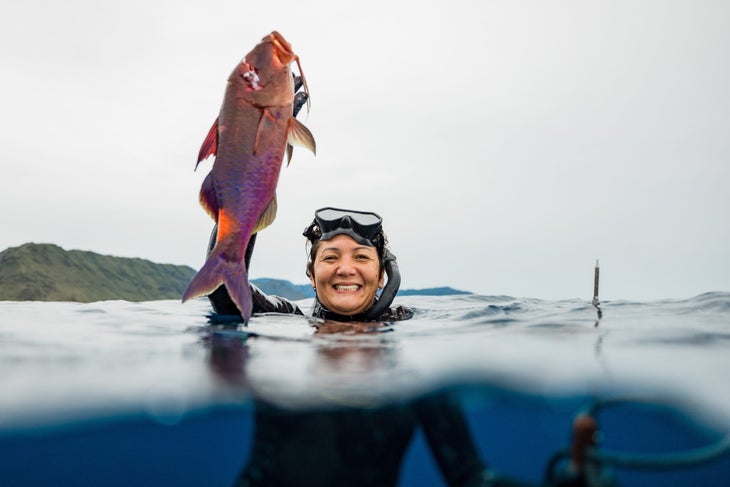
[1, 293, 729, 486]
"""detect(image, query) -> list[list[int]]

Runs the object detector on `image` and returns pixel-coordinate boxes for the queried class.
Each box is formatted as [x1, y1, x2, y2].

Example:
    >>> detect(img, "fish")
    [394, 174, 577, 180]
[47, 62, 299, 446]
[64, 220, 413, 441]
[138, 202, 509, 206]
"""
[182, 31, 316, 323]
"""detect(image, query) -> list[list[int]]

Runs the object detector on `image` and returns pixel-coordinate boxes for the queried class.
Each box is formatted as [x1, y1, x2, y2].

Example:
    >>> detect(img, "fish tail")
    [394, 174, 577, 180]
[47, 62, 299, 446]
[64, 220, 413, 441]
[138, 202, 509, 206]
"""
[182, 243, 252, 323]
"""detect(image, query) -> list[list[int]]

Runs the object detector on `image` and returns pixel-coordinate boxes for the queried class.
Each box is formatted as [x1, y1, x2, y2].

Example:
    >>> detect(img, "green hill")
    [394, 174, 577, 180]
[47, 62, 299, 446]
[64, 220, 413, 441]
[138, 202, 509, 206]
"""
[0, 243, 472, 303]
[0, 243, 196, 302]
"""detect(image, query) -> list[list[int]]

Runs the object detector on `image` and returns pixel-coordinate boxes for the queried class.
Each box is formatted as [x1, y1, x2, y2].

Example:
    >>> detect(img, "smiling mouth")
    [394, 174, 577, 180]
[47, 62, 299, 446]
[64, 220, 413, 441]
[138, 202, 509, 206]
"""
[334, 284, 361, 292]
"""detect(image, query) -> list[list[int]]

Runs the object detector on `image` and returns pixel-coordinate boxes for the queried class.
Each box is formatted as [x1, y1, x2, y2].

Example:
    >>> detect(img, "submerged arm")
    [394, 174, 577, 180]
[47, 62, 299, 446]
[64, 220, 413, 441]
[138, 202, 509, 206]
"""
[414, 392, 490, 487]
[415, 392, 533, 486]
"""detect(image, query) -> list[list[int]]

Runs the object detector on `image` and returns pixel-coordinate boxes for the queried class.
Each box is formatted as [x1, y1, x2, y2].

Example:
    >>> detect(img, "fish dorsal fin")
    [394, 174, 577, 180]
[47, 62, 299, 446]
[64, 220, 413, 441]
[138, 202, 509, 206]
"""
[286, 118, 316, 166]
[196, 117, 219, 170]
[253, 194, 278, 234]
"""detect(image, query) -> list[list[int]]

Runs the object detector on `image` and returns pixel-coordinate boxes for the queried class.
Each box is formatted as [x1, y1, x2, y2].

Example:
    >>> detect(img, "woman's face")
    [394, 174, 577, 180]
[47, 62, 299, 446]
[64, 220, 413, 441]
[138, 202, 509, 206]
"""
[309, 234, 384, 316]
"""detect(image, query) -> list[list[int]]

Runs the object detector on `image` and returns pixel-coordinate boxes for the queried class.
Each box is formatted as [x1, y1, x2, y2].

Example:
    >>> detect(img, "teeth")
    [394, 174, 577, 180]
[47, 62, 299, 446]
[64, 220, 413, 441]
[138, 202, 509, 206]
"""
[335, 285, 359, 291]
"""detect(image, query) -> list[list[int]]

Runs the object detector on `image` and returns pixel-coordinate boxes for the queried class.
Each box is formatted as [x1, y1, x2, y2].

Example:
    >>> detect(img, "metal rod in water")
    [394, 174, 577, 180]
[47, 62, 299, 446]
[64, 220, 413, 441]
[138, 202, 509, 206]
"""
[592, 259, 603, 323]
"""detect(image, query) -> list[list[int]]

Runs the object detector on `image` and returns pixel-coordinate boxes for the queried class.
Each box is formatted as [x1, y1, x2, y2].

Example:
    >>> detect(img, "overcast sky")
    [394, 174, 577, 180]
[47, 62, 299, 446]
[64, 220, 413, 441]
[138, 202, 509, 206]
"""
[1, 1, 728, 300]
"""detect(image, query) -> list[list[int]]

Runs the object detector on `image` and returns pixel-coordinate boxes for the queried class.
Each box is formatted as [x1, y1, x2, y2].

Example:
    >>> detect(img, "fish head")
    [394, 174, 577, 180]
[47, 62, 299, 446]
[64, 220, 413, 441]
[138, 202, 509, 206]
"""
[230, 31, 308, 107]
[244, 31, 295, 69]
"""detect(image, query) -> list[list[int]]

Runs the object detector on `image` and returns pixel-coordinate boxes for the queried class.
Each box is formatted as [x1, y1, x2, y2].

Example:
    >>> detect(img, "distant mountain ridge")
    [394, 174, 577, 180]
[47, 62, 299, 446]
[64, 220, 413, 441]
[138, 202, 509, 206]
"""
[250, 278, 315, 300]
[0, 243, 470, 302]
[0, 243, 196, 302]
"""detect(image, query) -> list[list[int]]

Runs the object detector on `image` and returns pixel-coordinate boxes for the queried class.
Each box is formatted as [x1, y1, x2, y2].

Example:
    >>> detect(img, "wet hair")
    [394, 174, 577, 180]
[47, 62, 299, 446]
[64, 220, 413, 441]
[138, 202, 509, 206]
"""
[304, 223, 388, 280]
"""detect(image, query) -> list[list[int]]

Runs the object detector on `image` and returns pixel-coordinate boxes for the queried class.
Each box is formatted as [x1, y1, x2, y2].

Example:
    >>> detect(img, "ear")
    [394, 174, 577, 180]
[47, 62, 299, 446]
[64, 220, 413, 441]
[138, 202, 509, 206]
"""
[378, 272, 385, 289]
[309, 273, 316, 289]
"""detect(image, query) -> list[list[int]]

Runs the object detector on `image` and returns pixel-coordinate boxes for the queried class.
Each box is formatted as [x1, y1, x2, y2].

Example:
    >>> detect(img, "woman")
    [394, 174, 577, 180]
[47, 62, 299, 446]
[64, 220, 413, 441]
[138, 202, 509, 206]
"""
[205, 208, 527, 487]
[207, 207, 413, 323]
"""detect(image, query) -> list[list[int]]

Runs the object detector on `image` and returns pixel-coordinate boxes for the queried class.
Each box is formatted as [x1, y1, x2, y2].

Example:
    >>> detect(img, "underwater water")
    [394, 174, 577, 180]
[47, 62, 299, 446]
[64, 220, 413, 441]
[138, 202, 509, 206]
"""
[1, 293, 730, 486]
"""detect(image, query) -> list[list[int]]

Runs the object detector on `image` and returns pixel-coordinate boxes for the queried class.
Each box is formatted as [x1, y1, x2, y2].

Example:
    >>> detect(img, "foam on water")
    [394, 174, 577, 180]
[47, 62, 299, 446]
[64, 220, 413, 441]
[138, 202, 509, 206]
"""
[1, 293, 729, 432]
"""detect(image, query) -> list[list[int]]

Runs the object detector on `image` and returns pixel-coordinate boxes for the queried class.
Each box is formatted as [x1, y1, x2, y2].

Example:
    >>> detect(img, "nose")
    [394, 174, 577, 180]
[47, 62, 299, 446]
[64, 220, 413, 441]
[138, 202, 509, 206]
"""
[335, 257, 357, 276]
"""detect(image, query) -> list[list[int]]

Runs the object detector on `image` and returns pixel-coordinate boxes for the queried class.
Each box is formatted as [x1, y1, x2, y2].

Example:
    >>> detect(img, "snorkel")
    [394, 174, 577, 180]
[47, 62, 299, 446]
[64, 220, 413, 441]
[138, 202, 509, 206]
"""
[364, 248, 401, 320]
[304, 207, 402, 320]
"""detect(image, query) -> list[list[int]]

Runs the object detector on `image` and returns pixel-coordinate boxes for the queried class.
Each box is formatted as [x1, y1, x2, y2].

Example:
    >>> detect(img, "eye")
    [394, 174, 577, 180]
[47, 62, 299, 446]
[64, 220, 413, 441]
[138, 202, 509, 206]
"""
[355, 253, 372, 261]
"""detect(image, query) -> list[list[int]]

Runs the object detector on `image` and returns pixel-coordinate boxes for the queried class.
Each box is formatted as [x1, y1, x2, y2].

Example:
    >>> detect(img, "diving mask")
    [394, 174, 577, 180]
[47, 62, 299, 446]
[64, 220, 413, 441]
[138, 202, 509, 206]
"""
[304, 207, 383, 246]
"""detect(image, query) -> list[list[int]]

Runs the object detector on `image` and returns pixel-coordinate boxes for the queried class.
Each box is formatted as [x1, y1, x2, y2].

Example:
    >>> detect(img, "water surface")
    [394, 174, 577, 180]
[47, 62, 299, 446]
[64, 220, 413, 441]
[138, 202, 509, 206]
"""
[1, 293, 729, 485]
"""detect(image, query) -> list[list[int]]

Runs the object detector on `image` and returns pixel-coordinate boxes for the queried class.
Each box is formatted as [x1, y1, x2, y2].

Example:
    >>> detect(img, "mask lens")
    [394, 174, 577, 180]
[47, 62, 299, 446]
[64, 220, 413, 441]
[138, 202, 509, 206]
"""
[352, 212, 381, 226]
[316, 208, 379, 225]
[315, 208, 348, 225]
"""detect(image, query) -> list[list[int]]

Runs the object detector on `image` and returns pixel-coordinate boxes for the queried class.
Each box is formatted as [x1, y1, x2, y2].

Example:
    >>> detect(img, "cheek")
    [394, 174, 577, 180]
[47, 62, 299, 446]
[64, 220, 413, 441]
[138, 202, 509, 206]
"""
[311, 261, 331, 284]
[367, 263, 383, 286]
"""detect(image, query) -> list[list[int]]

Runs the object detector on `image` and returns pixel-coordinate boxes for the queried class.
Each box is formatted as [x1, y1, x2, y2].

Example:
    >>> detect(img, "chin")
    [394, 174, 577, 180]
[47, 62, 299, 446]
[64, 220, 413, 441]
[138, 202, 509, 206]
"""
[333, 304, 366, 315]
[326, 298, 368, 316]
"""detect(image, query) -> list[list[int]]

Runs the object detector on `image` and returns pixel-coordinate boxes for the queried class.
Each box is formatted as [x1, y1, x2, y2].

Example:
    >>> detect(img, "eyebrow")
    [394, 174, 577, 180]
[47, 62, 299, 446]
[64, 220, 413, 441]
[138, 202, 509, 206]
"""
[320, 246, 374, 253]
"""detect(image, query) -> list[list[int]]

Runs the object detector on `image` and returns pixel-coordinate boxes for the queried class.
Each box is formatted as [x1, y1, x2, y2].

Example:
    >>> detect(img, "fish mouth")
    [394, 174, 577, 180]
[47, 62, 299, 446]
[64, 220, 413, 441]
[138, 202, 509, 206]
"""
[269, 31, 295, 64]
[263, 31, 311, 112]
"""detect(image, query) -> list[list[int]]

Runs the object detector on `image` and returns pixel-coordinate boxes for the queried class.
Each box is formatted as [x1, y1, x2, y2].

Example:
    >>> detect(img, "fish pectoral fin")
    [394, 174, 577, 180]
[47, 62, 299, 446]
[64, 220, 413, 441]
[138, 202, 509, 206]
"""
[196, 117, 219, 170]
[252, 194, 278, 234]
[287, 118, 316, 158]
[253, 109, 275, 156]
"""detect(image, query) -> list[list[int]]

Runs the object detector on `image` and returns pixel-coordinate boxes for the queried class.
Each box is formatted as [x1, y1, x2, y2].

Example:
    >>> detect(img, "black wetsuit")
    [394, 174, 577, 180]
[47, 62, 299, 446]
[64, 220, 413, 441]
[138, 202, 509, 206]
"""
[236, 393, 491, 487]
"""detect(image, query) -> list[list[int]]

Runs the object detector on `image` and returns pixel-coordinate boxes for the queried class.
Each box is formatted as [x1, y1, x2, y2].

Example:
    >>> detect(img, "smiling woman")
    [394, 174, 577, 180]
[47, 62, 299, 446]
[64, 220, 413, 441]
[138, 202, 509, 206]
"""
[302, 207, 409, 321]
